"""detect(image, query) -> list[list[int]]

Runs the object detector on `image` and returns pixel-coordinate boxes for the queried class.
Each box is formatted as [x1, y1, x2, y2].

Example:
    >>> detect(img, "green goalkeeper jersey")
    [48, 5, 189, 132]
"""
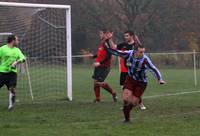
[0, 44, 26, 73]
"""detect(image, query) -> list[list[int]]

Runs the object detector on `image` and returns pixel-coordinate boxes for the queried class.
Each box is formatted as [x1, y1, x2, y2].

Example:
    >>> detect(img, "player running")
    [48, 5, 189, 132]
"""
[92, 29, 117, 103]
[116, 31, 146, 110]
[0, 35, 26, 110]
[105, 37, 166, 123]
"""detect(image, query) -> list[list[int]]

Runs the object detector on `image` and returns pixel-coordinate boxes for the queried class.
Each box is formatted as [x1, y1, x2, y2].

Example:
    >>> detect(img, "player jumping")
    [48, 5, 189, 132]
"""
[105, 36, 165, 123]
[0, 35, 26, 110]
[92, 29, 117, 103]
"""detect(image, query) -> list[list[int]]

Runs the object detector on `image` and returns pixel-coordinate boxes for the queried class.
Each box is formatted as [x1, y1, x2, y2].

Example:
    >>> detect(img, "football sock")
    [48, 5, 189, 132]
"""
[123, 101, 133, 121]
[94, 84, 100, 101]
[139, 97, 142, 104]
[100, 83, 116, 96]
[9, 91, 15, 106]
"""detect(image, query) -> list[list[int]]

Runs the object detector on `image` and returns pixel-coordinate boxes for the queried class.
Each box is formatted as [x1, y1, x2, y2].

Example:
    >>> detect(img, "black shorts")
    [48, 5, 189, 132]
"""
[120, 72, 128, 86]
[0, 72, 17, 90]
[92, 67, 110, 82]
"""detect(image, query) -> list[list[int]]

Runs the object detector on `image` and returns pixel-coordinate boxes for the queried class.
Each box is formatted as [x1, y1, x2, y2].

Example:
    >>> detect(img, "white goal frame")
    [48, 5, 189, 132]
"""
[0, 2, 73, 101]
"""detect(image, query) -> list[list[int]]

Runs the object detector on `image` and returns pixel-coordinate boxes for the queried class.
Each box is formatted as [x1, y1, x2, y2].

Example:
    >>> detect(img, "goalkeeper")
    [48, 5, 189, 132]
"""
[0, 35, 26, 111]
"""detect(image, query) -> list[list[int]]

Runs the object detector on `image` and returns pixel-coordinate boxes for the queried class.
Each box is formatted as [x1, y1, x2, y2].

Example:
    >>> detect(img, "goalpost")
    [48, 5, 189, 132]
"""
[0, 2, 72, 102]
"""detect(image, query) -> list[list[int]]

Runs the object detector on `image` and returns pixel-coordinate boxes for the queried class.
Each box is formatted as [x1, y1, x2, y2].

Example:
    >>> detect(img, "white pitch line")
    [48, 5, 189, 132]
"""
[143, 90, 200, 99]
[15, 90, 200, 105]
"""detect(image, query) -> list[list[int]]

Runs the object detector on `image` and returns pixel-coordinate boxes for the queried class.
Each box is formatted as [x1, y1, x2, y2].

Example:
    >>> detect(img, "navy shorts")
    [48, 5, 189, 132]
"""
[0, 72, 17, 90]
[92, 67, 110, 82]
[120, 72, 128, 86]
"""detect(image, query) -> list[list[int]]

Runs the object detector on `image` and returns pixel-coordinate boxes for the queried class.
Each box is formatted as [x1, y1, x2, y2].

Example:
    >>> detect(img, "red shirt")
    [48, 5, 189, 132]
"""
[120, 55, 127, 72]
[95, 43, 112, 68]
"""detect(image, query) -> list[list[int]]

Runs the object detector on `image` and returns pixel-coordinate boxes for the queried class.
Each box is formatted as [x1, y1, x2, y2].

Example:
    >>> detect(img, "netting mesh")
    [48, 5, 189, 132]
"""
[0, 6, 67, 104]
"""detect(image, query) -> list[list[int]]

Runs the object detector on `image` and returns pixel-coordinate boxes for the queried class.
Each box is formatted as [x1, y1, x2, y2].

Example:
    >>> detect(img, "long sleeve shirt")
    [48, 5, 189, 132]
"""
[105, 47, 163, 83]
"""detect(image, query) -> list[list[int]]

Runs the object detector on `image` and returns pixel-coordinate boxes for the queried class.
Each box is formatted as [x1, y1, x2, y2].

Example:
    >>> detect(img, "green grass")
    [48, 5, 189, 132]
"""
[0, 65, 200, 136]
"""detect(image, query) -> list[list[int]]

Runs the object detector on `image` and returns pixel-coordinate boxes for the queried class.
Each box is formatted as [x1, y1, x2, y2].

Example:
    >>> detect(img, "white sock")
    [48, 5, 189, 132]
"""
[9, 92, 13, 107]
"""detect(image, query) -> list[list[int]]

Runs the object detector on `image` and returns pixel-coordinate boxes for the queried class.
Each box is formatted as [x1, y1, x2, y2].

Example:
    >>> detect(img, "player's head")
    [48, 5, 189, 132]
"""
[99, 29, 112, 40]
[124, 30, 134, 43]
[7, 34, 19, 46]
[133, 45, 145, 58]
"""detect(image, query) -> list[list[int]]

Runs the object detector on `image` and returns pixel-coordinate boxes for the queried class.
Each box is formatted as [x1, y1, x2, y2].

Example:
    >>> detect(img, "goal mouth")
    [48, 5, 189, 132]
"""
[0, 2, 72, 103]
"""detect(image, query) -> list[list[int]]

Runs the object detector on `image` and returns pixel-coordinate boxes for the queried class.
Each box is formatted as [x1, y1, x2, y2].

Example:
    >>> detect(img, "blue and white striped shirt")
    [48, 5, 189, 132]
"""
[106, 48, 163, 83]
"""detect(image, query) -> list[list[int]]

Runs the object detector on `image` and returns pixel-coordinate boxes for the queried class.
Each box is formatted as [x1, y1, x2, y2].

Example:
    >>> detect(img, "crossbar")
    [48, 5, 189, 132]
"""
[0, 2, 70, 9]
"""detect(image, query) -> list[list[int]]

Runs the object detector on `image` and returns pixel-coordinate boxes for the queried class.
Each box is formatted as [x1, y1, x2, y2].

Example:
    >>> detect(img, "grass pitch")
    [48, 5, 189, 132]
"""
[0, 66, 200, 136]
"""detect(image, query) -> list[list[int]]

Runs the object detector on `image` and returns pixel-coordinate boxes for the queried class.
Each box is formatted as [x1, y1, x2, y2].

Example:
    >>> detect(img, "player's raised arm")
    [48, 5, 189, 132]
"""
[104, 40, 130, 59]
[92, 29, 118, 102]
[145, 56, 166, 84]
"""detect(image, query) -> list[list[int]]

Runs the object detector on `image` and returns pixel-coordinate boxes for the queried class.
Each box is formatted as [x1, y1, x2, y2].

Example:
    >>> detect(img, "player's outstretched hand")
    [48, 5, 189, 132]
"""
[87, 53, 96, 59]
[159, 80, 166, 85]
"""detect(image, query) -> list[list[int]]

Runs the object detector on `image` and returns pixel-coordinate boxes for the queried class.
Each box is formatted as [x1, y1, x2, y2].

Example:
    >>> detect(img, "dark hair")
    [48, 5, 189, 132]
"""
[100, 28, 112, 33]
[124, 30, 135, 36]
[124, 30, 142, 45]
[7, 35, 16, 43]
[134, 44, 144, 51]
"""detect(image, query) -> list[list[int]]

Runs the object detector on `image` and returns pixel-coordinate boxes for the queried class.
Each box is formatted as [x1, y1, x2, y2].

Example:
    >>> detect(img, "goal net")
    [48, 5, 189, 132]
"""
[0, 2, 72, 104]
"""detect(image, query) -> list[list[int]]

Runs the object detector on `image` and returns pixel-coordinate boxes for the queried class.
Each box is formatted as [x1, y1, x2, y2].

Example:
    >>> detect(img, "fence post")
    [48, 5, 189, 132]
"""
[193, 50, 197, 87]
